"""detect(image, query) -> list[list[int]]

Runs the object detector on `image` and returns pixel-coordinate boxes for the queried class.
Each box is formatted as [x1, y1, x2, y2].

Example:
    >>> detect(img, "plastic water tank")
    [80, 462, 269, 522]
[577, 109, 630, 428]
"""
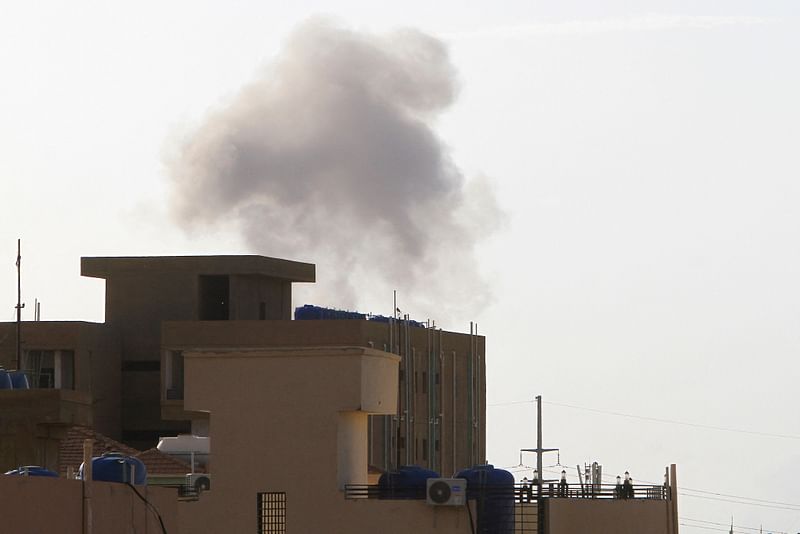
[80, 453, 146, 485]
[0, 370, 12, 390]
[378, 465, 440, 499]
[9, 371, 30, 389]
[456, 464, 515, 534]
[4, 466, 58, 477]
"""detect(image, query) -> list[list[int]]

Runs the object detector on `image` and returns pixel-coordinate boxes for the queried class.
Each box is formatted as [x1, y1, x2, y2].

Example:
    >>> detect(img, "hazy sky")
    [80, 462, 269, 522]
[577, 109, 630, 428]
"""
[2, 1, 799, 531]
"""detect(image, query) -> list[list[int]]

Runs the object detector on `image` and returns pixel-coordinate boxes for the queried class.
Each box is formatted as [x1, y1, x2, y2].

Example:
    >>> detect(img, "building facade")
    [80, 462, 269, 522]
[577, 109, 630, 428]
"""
[1, 254, 485, 475]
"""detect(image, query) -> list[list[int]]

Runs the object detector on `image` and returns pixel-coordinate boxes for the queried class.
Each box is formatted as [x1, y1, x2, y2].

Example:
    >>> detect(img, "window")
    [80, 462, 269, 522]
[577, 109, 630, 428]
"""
[199, 275, 229, 320]
[257, 492, 286, 534]
[23, 350, 74, 389]
[422, 439, 428, 461]
[165, 351, 184, 400]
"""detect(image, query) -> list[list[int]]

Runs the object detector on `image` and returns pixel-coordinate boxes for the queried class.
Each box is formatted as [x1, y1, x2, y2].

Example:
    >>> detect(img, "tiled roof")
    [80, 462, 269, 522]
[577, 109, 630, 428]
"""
[135, 448, 203, 476]
[58, 426, 205, 477]
[59, 426, 139, 476]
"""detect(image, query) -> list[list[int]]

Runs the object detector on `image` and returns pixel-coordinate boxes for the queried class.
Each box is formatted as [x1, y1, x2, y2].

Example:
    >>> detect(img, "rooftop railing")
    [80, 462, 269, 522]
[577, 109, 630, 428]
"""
[343, 482, 668, 501]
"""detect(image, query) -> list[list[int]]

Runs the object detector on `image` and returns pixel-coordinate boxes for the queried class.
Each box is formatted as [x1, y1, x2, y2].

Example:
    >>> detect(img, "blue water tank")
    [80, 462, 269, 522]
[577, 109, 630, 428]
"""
[378, 465, 440, 499]
[0, 370, 12, 390]
[10, 371, 30, 389]
[4, 466, 59, 477]
[294, 304, 367, 321]
[456, 465, 515, 534]
[80, 453, 146, 485]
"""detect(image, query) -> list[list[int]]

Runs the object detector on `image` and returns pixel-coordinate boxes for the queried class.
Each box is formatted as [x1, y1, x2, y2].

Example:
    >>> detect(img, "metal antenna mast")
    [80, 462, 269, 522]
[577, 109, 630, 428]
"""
[15, 239, 24, 370]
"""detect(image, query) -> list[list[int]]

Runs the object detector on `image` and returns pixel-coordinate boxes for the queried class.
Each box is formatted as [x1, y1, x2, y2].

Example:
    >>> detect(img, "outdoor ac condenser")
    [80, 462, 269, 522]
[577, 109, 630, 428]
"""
[187, 473, 211, 492]
[426, 478, 467, 506]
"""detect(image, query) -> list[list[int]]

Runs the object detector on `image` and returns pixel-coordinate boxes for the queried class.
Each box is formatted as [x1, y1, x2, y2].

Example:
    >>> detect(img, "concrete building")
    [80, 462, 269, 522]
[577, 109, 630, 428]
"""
[0, 321, 120, 470]
[0, 253, 678, 534]
[174, 344, 677, 534]
[0, 254, 484, 475]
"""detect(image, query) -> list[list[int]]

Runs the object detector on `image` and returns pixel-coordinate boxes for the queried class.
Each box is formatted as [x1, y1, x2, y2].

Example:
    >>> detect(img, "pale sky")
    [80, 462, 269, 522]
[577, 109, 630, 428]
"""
[2, 1, 799, 531]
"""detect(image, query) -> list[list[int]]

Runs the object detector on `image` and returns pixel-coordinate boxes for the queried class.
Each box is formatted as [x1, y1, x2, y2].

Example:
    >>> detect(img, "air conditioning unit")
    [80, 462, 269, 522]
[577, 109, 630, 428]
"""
[187, 473, 211, 493]
[426, 478, 467, 506]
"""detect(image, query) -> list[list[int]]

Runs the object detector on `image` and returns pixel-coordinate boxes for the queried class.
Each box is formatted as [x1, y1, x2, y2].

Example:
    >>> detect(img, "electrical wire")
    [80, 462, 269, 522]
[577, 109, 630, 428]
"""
[489, 398, 800, 441]
[544, 400, 800, 441]
[465, 499, 476, 534]
[126, 483, 168, 534]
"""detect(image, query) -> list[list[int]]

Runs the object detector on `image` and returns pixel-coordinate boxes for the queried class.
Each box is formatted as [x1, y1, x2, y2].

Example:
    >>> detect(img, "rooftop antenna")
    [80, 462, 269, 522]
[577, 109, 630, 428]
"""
[15, 239, 24, 370]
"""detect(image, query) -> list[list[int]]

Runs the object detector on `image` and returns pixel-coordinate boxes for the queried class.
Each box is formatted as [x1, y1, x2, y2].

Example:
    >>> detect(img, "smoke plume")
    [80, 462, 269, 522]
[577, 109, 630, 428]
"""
[167, 19, 502, 322]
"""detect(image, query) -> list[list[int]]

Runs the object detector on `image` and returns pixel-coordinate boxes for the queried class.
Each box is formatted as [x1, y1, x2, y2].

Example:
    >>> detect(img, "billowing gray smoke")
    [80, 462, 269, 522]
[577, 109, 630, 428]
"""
[168, 19, 502, 323]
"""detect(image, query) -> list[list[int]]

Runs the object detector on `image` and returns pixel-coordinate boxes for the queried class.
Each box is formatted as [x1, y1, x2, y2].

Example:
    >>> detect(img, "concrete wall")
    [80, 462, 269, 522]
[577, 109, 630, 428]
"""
[181, 346, 425, 533]
[0, 321, 120, 472]
[83, 255, 313, 447]
[545, 498, 672, 534]
[162, 319, 486, 475]
[0, 321, 120, 439]
[0, 475, 177, 534]
[229, 275, 291, 320]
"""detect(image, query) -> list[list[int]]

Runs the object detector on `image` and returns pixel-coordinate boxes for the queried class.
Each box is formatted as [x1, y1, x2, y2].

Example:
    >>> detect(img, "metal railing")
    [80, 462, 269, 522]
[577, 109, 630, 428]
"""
[343, 482, 668, 501]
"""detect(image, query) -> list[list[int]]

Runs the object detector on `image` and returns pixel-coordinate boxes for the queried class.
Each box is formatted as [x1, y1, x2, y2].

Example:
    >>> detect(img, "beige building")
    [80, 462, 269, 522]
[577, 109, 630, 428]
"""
[0, 254, 679, 534]
[0, 254, 484, 475]
[174, 344, 677, 534]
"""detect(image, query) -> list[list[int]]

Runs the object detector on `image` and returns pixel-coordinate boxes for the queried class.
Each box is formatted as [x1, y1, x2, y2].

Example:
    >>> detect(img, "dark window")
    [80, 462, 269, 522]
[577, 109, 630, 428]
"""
[435, 372, 440, 385]
[23, 350, 73, 389]
[167, 351, 184, 400]
[399, 369, 404, 381]
[122, 361, 160, 372]
[259, 302, 266, 320]
[398, 436, 405, 449]
[199, 275, 229, 320]
[258, 492, 286, 534]
[435, 439, 440, 452]
[24, 350, 54, 388]
[422, 439, 428, 461]
[60, 350, 74, 389]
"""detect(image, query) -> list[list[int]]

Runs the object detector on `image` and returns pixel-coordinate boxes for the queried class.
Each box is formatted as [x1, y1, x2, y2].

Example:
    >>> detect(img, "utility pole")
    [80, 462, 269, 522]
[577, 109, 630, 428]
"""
[536, 395, 543, 495]
[520, 395, 558, 498]
[15, 239, 24, 370]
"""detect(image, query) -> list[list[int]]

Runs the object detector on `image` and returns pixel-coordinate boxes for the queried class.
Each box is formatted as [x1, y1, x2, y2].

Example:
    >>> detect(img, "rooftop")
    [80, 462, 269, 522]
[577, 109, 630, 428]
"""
[59, 426, 203, 477]
[81, 255, 315, 283]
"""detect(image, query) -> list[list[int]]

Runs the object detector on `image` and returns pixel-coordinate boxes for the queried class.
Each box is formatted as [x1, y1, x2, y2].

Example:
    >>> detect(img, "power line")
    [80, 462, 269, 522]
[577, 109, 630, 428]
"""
[488, 397, 800, 441]
[544, 400, 800, 441]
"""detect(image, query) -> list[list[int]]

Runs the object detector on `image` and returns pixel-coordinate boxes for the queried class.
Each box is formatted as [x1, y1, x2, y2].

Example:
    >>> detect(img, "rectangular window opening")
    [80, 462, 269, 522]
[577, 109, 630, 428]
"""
[257, 492, 286, 534]
[23, 350, 75, 389]
[166, 351, 184, 400]
[199, 275, 230, 321]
